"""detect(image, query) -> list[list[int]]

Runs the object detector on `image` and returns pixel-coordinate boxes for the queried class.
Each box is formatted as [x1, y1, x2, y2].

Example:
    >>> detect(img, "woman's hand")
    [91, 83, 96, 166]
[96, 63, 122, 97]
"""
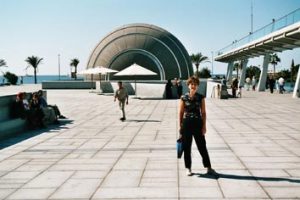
[202, 126, 207, 135]
[178, 124, 184, 139]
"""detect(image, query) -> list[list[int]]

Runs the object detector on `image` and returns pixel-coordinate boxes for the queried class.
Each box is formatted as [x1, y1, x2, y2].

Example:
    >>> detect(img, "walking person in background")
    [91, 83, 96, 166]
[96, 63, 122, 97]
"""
[231, 78, 238, 98]
[114, 81, 128, 121]
[177, 79, 183, 99]
[265, 76, 270, 90]
[178, 76, 216, 176]
[173, 78, 178, 99]
[252, 76, 256, 91]
[165, 79, 173, 99]
[278, 77, 285, 94]
[269, 76, 275, 94]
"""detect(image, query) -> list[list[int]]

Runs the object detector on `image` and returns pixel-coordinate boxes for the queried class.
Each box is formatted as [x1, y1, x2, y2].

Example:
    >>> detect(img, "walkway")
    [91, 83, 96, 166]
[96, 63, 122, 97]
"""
[215, 8, 300, 62]
[0, 88, 300, 199]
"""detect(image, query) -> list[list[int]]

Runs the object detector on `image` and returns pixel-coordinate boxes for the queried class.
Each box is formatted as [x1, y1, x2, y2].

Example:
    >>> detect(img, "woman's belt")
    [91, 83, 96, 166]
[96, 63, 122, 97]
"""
[183, 113, 201, 118]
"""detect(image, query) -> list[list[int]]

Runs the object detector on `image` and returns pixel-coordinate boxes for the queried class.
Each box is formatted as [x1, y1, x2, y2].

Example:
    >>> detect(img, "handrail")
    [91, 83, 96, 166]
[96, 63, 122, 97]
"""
[217, 8, 300, 56]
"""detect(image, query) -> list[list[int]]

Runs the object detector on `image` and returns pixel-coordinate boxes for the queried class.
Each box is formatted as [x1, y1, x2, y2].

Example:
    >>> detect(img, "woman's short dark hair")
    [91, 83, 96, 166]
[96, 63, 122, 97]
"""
[187, 76, 200, 86]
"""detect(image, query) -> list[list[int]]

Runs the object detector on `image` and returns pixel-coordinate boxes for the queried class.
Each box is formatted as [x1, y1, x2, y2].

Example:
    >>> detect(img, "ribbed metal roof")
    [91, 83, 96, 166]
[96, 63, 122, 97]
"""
[87, 23, 192, 80]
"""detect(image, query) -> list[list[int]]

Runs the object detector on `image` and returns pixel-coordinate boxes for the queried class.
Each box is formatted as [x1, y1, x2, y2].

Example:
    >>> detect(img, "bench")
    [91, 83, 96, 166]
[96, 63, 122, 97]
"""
[0, 91, 47, 140]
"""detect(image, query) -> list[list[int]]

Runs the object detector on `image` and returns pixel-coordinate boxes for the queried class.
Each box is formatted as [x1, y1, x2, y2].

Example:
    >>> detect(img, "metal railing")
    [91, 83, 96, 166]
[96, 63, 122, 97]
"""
[217, 8, 300, 56]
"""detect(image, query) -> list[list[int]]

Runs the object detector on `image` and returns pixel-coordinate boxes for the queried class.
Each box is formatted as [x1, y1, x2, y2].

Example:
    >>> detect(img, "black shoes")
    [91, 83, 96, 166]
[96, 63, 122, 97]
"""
[120, 117, 126, 121]
[59, 115, 67, 119]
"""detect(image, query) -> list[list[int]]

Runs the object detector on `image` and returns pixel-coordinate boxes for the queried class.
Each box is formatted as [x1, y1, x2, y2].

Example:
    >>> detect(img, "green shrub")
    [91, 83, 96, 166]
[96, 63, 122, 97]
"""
[4, 72, 18, 85]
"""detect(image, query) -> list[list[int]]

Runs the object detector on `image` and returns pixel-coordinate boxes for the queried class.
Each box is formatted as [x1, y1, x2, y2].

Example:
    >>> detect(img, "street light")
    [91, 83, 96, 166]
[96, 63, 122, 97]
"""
[58, 54, 61, 81]
[211, 51, 214, 75]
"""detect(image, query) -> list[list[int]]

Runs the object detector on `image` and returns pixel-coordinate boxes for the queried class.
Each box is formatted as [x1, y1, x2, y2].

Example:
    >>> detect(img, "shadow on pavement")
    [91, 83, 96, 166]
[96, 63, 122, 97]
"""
[195, 172, 300, 183]
[125, 119, 161, 123]
[0, 119, 73, 150]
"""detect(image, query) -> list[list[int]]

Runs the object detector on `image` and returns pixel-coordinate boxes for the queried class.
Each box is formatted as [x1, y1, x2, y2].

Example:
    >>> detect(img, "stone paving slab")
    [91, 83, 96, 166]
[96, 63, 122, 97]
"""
[0, 88, 299, 199]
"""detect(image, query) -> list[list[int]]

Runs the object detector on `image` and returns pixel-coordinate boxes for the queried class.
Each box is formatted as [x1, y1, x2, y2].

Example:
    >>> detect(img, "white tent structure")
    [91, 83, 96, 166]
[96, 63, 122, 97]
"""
[91, 66, 118, 81]
[91, 66, 118, 93]
[114, 63, 157, 96]
[78, 67, 118, 93]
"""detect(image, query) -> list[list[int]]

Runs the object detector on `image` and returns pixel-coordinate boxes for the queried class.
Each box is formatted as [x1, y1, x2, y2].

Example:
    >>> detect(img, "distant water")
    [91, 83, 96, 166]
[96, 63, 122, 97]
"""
[0, 75, 296, 92]
[0, 75, 75, 84]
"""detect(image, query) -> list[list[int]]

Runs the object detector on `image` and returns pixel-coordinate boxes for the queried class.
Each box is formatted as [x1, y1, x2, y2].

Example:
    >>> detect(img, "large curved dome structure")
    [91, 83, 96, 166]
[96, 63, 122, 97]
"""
[87, 23, 192, 80]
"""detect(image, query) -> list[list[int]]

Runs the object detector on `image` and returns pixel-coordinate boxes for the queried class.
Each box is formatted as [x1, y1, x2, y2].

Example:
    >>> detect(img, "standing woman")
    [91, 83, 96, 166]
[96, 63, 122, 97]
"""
[179, 76, 215, 176]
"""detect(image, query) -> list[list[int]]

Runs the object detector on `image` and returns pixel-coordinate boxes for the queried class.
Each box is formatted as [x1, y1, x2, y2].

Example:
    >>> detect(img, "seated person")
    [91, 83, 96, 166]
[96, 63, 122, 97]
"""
[28, 93, 45, 129]
[11, 92, 27, 119]
[37, 90, 66, 119]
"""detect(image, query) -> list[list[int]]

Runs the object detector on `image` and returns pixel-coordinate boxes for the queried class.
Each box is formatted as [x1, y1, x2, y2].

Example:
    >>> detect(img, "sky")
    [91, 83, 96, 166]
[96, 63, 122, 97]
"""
[1, 0, 300, 76]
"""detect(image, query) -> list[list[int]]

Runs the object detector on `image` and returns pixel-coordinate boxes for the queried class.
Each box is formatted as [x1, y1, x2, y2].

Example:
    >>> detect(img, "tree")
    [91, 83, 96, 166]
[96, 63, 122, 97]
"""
[70, 58, 80, 80]
[277, 69, 291, 81]
[198, 67, 211, 78]
[290, 59, 299, 82]
[190, 53, 209, 77]
[4, 72, 18, 85]
[269, 53, 281, 75]
[25, 56, 43, 84]
[246, 65, 261, 79]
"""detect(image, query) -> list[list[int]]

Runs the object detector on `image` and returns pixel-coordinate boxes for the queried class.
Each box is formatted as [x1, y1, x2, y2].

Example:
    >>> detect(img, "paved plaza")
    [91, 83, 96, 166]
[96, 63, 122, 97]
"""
[0, 86, 300, 199]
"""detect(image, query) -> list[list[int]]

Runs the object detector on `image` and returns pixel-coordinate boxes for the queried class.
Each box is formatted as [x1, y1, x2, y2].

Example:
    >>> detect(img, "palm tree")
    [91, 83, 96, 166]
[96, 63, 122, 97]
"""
[25, 56, 43, 84]
[0, 59, 6, 67]
[70, 58, 80, 80]
[246, 65, 261, 79]
[190, 53, 209, 77]
[269, 53, 281, 76]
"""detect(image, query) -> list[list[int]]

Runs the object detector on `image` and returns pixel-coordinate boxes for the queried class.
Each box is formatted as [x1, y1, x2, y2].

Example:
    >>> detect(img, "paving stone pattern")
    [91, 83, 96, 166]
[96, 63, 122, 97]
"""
[0, 88, 299, 199]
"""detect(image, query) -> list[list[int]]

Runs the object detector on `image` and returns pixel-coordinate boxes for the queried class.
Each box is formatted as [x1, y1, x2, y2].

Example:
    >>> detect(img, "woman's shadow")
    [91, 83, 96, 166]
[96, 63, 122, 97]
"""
[194, 171, 300, 184]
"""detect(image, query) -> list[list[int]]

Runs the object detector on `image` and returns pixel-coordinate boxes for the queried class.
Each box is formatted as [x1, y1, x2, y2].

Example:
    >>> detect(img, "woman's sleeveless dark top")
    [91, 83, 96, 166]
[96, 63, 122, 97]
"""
[181, 92, 203, 119]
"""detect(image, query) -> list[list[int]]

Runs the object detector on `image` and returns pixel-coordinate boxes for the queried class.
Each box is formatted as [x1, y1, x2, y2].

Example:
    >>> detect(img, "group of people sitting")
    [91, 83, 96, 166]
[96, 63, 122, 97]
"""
[11, 90, 66, 129]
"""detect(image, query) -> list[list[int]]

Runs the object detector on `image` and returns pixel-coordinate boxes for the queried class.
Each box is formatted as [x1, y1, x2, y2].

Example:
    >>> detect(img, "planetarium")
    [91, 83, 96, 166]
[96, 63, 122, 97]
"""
[86, 23, 193, 80]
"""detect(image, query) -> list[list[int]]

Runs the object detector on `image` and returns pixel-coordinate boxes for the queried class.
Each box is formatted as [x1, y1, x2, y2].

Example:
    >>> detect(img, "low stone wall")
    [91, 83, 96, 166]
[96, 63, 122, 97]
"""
[97, 80, 207, 98]
[42, 81, 96, 89]
[43, 80, 208, 98]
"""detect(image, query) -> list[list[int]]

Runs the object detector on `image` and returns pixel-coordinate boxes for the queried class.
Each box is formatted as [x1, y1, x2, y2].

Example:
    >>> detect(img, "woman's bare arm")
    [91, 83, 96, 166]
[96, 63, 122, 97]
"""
[179, 99, 184, 132]
[201, 98, 207, 135]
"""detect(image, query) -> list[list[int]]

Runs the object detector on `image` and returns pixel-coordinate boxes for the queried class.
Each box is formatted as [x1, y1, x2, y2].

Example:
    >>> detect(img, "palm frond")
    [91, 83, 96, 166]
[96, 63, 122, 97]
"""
[0, 59, 7, 67]
[70, 58, 80, 67]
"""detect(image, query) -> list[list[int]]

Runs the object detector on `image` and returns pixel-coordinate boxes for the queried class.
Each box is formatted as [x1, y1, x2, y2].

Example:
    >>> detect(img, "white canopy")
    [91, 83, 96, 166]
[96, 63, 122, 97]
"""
[114, 63, 157, 76]
[90, 66, 118, 74]
[78, 66, 118, 75]
[114, 63, 157, 96]
[77, 68, 95, 75]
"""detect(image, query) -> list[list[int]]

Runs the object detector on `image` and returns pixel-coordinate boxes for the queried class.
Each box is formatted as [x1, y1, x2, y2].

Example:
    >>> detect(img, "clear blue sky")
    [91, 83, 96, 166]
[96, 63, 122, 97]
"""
[1, 0, 300, 76]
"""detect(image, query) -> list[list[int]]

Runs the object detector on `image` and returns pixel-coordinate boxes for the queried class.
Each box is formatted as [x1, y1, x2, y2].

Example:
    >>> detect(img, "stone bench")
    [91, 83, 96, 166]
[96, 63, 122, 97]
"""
[0, 91, 47, 140]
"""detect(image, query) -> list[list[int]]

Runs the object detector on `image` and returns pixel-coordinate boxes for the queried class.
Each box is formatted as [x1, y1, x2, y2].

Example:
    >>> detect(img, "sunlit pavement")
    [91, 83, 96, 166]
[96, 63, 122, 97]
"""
[0, 87, 300, 199]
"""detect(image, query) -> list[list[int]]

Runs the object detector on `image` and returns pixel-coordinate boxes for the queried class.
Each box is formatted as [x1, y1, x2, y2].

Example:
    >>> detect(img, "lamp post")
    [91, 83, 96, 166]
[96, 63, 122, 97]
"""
[211, 51, 214, 75]
[58, 54, 61, 81]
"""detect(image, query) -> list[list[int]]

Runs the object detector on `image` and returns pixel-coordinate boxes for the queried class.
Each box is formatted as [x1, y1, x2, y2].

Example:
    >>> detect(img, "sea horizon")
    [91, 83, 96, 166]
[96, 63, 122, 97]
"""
[0, 75, 77, 84]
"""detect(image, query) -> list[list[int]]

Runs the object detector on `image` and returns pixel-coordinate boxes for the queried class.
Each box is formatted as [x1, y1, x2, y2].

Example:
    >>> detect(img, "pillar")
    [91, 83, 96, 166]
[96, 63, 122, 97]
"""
[239, 59, 248, 87]
[293, 67, 300, 98]
[258, 54, 270, 91]
[226, 61, 234, 84]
